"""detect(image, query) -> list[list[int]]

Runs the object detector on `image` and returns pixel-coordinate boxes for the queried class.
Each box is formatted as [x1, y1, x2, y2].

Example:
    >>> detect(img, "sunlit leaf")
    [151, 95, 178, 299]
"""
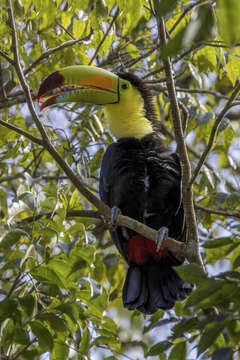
[217, 0, 240, 45]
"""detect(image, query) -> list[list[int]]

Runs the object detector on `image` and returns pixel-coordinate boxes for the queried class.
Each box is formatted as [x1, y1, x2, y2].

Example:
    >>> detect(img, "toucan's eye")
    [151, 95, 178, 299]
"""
[121, 83, 129, 90]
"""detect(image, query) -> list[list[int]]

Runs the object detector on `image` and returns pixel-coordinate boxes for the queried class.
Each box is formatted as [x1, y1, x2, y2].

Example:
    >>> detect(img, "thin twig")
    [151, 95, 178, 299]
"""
[58, 23, 76, 40]
[88, 7, 119, 66]
[189, 83, 240, 187]
[0, 150, 43, 184]
[195, 204, 240, 220]
[0, 119, 43, 145]
[151, 85, 231, 100]
[0, 93, 37, 109]
[115, 44, 159, 71]
[0, 49, 14, 65]
[17, 209, 100, 224]
[143, 46, 198, 79]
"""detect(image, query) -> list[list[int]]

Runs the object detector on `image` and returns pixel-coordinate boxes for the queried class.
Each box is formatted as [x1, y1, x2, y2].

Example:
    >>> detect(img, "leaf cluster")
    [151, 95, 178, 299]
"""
[1, 0, 240, 359]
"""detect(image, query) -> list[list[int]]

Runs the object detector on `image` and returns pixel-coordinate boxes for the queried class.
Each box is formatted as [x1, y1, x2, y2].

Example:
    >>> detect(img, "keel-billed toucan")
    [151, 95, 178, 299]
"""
[38, 65, 192, 314]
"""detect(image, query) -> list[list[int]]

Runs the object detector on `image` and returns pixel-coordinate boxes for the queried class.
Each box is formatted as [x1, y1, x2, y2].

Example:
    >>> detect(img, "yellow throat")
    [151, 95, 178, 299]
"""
[104, 87, 154, 139]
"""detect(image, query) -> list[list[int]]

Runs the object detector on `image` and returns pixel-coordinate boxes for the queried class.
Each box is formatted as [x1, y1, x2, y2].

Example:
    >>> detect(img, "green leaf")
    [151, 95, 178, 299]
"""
[77, 246, 95, 265]
[13, 327, 29, 345]
[0, 298, 18, 322]
[154, 0, 178, 17]
[169, 341, 187, 360]
[30, 320, 53, 352]
[197, 112, 213, 125]
[19, 294, 35, 317]
[143, 310, 164, 333]
[173, 317, 200, 338]
[184, 4, 215, 45]
[148, 341, 172, 356]
[55, 303, 80, 323]
[0, 229, 28, 250]
[194, 46, 217, 72]
[204, 237, 233, 249]
[1, 319, 15, 353]
[31, 266, 64, 288]
[212, 347, 233, 360]
[79, 326, 91, 355]
[218, 117, 230, 132]
[226, 55, 240, 85]
[198, 322, 225, 356]
[51, 341, 69, 360]
[217, 0, 240, 45]
[186, 280, 223, 307]
[233, 254, 240, 269]
[20, 244, 36, 269]
[91, 335, 118, 347]
[72, 19, 85, 39]
[205, 242, 237, 265]
[161, 27, 186, 59]
[174, 264, 207, 285]
[69, 188, 79, 209]
[38, 313, 67, 334]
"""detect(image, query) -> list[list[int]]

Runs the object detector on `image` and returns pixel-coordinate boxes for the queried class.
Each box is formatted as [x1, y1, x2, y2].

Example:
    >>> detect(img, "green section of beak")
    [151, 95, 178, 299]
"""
[38, 65, 119, 110]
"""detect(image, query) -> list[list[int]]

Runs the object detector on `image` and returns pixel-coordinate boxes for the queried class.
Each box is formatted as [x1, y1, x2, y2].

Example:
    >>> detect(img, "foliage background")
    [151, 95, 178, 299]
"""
[1, 0, 240, 359]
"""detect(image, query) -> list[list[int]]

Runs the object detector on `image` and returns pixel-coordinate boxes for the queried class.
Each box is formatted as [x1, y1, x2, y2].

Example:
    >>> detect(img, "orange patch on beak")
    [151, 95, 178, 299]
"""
[77, 76, 114, 90]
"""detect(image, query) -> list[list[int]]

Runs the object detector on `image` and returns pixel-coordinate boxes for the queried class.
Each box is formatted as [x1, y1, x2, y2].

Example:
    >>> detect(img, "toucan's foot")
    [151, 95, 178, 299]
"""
[110, 206, 121, 229]
[155, 226, 168, 252]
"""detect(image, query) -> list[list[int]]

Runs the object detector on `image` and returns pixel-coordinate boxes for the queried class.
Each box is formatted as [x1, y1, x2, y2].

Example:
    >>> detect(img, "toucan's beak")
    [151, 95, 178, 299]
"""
[37, 65, 119, 111]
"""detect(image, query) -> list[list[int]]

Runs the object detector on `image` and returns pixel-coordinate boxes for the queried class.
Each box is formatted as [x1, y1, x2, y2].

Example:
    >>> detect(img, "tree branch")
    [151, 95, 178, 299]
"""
[196, 204, 240, 220]
[0, 93, 36, 109]
[189, 83, 240, 187]
[17, 210, 186, 259]
[153, 3, 203, 266]
[0, 49, 14, 65]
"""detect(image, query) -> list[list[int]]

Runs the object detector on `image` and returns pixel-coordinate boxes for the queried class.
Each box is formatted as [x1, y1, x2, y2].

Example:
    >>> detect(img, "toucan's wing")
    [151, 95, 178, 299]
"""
[99, 139, 147, 261]
[99, 143, 129, 259]
[99, 143, 115, 204]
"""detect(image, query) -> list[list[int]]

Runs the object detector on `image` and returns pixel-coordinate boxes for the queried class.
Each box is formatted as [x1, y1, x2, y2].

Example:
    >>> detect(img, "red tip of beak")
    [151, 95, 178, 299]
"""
[39, 95, 59, 111]
[37, 70, 64, 105]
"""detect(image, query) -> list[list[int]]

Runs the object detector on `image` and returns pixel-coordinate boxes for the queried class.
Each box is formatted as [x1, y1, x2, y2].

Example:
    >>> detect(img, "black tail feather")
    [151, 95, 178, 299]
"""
[122, 261, 192, 314]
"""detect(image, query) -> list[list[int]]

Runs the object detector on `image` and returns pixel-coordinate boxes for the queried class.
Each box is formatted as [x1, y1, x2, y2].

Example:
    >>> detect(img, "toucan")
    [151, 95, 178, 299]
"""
[38, 66, 192, 314]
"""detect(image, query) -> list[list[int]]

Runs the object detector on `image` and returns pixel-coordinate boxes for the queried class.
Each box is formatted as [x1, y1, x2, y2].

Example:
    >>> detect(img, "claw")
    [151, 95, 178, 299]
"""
[110, 206, 121, 229]
[155, 226, 168, 252]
